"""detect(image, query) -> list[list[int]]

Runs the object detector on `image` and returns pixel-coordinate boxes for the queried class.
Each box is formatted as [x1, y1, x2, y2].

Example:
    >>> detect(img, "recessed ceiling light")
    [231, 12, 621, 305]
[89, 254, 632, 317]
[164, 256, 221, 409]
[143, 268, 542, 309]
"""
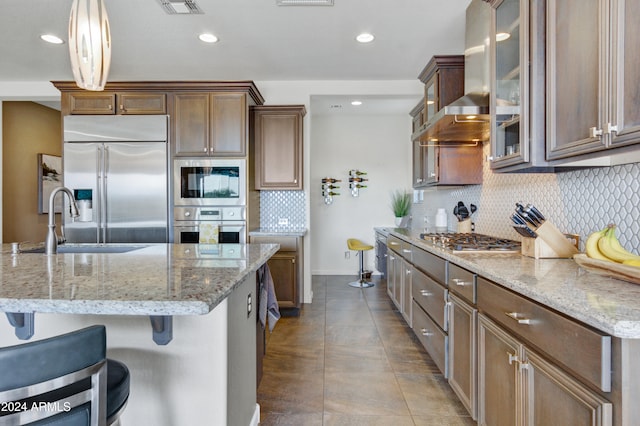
[496, 32, 511, 42]
[351, 100, 362, 106]
[198, 33, 219, 43]
[356, 33, 375, 43]
[40, 34, 64, 44]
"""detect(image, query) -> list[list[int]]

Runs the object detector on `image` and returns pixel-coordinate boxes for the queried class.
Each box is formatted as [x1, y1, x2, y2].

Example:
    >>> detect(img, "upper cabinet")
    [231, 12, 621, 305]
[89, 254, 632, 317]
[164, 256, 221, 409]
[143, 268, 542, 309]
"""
[173, 92, 248, 157]
[412, 56, 483, 187]
[546, 0, 640, 161]
[252, 105, 306, 190]
[417, 56, 465, 132]
[61, 92, 167, 115]
[489, 0, 550, 172]
[53, 81, 265, 159]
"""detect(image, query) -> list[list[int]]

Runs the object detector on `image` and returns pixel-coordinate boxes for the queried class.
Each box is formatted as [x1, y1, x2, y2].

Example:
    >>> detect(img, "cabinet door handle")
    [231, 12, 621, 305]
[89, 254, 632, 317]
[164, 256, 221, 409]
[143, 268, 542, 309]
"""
[605, 123, 618, 134]
[420, 328, 433, 337]
[507, 351, 519, 365]
[389, 242, 400, 246]
[589, 127, 603, 138]
[420, 289, 432, 297]
[203, 148, 208, 152]
[451, 278, 470, 287]
[402, 249, 412, 254]
[505, 311, 531, 325]
[429, 172, 436, 177]
[405, 269, 411, 276]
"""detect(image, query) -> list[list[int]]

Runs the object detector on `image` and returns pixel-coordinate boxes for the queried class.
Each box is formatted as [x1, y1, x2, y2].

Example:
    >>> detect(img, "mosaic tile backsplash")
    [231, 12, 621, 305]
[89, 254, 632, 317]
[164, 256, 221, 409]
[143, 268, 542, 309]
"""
[260, 190, 307, 230]
[410, 144, 640, 253]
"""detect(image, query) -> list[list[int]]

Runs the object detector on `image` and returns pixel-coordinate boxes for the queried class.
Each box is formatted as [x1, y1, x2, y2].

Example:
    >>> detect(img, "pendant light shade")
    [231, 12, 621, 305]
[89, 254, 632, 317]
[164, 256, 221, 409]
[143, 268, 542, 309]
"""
[68, 0, 111, 91]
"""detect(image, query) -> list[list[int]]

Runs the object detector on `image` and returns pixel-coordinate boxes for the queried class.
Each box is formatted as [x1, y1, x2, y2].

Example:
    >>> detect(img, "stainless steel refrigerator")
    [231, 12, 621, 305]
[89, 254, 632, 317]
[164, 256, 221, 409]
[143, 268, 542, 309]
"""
[62, 115, 169, 243]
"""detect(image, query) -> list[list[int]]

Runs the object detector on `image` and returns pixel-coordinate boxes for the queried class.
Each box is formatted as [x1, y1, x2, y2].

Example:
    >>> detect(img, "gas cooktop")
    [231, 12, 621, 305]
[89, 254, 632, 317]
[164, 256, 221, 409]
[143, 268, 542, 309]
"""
[420, 233, 521, 253]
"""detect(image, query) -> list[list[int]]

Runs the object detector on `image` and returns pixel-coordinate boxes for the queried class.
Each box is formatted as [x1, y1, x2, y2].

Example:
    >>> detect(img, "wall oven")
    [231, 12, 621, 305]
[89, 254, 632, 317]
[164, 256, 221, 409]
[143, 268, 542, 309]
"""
[174, 159, 246, 207]
[173, 206, 246, 244]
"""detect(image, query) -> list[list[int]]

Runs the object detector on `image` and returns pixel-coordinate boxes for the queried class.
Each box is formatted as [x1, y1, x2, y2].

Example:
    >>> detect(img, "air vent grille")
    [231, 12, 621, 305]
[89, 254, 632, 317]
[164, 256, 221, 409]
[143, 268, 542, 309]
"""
[157, 0, 204, 14]
[277, 0, 334, 6]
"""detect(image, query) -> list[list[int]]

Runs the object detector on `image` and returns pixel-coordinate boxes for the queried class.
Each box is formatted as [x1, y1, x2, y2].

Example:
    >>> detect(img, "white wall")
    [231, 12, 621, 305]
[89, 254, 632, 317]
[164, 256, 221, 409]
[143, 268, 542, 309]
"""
[310, 114, 412, 274]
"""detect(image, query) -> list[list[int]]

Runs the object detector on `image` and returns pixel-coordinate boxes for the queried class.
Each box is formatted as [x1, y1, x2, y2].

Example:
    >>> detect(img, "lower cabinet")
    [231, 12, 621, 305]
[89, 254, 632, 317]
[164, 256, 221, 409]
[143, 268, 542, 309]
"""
[478, 314, 613, 426]
[448, 293, 477, 420]
[249, 235, 303, 314]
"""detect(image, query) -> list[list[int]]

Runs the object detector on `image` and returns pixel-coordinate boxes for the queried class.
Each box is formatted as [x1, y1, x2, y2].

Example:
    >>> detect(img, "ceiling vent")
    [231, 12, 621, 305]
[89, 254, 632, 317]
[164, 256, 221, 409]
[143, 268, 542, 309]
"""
[157, 0, 204, 14]
[277, 0, 334, 6]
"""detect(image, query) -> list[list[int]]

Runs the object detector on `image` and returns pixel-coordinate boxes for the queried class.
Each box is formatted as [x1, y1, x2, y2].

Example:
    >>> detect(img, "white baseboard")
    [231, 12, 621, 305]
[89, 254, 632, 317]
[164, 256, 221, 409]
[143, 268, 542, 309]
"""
[250, 403, 260, 426]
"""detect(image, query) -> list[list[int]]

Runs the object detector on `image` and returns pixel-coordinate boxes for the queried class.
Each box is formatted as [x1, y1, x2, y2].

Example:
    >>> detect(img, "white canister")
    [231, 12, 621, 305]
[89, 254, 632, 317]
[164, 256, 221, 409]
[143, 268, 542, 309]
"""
[435, 208, 447, 232]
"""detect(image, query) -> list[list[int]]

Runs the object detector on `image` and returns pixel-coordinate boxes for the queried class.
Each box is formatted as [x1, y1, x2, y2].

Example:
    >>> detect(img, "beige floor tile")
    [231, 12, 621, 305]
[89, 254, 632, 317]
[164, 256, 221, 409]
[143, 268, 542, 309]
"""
[260, 412, 324, 426]
[395, 373, 470, 417]
[324, 371, 410, 416]
[324, 343, 392, 374]
[325, 324, 382, 347]
[323, 413, 415, 425]
[259, 276, 474, 425]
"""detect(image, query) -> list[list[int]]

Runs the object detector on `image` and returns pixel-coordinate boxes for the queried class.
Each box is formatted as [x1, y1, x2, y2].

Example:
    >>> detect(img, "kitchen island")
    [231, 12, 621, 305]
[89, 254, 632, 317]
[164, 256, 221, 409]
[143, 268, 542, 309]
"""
[0, 243, 279, 426]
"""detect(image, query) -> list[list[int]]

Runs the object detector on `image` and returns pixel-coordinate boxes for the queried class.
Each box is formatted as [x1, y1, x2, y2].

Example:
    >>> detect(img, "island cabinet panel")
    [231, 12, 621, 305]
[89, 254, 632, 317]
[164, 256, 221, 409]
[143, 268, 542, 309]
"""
[173, 92, 247, 157]
[250, 235, 303, 314]
[66, 92, 167, 115]
[448, 293, 477, 420]
[253, 105, 306, 190]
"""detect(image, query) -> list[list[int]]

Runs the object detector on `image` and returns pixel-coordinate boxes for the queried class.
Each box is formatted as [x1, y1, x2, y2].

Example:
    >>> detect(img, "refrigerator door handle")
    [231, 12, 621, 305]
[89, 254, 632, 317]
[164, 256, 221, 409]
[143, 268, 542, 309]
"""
[96, 146, 103, 244]
[102, 145, 109, 244]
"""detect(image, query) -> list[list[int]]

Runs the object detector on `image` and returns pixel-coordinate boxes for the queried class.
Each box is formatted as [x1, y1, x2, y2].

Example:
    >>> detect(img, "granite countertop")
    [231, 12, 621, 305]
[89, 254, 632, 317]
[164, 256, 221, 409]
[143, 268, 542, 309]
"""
[249, 228, 308, 237]
[387, 228, 640, 339]
[0, 243, 279, 316]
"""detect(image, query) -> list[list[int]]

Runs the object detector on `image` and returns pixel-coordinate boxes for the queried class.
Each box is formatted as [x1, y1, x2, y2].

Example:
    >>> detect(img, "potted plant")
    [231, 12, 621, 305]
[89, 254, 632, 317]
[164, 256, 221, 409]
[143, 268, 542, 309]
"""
[390, 190, 411, 227]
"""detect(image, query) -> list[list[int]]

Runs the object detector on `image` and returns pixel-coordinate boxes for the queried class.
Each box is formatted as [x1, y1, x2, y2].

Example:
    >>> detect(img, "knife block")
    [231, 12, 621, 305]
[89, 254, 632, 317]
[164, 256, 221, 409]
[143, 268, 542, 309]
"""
[521, 221, 579, 259]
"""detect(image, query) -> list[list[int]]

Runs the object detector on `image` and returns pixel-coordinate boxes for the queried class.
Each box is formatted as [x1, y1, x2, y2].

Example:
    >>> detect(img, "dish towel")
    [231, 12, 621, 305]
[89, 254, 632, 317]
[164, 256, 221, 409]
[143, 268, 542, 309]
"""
[199, 223, 219, 244]
[258, 263, 280, 332]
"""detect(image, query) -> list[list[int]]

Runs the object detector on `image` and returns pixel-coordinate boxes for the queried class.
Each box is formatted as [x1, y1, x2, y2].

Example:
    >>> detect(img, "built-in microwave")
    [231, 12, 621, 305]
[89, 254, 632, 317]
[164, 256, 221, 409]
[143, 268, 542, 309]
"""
[174, 159, 246, 207]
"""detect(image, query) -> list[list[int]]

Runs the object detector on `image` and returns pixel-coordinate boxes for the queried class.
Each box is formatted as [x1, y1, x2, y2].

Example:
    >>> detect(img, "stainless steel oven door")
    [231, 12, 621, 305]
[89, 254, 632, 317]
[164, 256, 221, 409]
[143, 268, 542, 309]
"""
[173, 221, 246, 244]
[174, 159, 246, 207]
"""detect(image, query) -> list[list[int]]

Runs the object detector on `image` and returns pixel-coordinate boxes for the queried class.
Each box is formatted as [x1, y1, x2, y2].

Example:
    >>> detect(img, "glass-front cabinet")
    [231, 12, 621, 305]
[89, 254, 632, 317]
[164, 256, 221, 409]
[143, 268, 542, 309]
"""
[490, 0, 526, 169]
[490, 0, 548, 172]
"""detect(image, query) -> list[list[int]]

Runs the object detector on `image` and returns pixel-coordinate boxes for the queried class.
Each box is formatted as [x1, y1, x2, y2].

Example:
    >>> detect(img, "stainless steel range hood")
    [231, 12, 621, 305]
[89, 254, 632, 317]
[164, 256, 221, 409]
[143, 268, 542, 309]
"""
[418, 0, 491, 143]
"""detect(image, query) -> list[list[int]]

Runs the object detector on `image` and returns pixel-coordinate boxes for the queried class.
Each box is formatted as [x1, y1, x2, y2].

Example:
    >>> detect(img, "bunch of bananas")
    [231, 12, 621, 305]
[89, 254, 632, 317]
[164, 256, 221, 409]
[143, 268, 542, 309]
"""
[585, 224, 640, 267]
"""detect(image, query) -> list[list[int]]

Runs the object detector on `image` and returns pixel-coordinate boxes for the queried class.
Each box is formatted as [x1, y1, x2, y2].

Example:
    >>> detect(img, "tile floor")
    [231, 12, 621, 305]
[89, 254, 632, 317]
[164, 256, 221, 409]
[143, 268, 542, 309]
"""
[257, 275, 476, 425]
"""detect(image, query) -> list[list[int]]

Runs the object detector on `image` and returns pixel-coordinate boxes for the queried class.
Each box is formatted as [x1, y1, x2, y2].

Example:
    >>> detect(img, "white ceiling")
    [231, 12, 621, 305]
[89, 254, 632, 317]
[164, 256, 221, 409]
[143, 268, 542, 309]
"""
[1, 0, 471, 113]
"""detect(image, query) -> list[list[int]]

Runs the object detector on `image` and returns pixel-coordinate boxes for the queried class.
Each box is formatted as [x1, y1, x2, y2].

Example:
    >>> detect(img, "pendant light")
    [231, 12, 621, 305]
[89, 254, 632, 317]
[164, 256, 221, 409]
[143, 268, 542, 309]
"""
[68, 0, 111, 91]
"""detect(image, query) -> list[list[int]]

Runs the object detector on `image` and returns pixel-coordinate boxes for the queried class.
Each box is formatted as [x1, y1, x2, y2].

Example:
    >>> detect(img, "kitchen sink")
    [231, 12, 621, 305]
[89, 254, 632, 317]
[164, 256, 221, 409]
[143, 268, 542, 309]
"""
[21, 245, 148, 254]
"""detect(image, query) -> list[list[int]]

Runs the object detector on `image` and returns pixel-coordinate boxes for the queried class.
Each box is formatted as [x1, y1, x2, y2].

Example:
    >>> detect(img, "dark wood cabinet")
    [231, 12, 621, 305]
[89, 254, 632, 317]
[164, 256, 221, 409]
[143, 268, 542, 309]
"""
[417, 55, 465, 128]
[64, 92, 167, 115]
[252, 105, 306, 190]
[250, 235, 303, 314]
[412, 56, 483, 187]
[429, 145, 482, 186]
[173, 92, 247, 157]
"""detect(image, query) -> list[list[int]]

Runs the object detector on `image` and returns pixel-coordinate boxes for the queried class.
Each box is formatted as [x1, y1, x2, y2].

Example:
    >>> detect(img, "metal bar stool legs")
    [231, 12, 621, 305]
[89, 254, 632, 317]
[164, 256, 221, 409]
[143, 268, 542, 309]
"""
[347, 238, 374, 288]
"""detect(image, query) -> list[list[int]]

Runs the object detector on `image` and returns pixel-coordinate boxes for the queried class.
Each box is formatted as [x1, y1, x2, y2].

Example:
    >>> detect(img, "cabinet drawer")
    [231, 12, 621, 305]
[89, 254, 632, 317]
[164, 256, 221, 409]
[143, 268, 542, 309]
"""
[412, 266, 448, 331]
[250, 235, 298, 251]
[387, 235, 413, 262]
[413, 300, 448, 377]
[448, 263, 476, 303]
[477, 277, 611, 392]
[412, 246, 446, 283]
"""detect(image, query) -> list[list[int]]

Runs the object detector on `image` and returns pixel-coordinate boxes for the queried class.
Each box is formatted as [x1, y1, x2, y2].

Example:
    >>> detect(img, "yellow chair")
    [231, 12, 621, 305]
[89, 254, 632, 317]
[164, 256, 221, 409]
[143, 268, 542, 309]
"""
[347, 238, 375, 288]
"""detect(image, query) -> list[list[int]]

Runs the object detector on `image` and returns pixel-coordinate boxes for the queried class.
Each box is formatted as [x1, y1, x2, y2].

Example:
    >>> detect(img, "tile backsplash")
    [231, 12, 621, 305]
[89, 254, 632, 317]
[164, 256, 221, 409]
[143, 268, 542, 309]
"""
[410, 144, 640, 253]
[260, 190, 307, 230]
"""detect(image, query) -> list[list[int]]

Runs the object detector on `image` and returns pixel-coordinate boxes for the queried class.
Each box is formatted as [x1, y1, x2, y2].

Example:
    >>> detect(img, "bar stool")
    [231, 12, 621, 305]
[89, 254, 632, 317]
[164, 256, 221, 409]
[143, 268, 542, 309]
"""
[347, 238, 374, 288]
[0, 325, 130, 426]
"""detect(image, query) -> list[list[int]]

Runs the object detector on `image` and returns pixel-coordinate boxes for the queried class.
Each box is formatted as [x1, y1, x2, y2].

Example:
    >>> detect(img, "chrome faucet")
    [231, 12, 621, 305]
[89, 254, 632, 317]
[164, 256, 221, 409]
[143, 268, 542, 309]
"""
[45, 187, 80, 255]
